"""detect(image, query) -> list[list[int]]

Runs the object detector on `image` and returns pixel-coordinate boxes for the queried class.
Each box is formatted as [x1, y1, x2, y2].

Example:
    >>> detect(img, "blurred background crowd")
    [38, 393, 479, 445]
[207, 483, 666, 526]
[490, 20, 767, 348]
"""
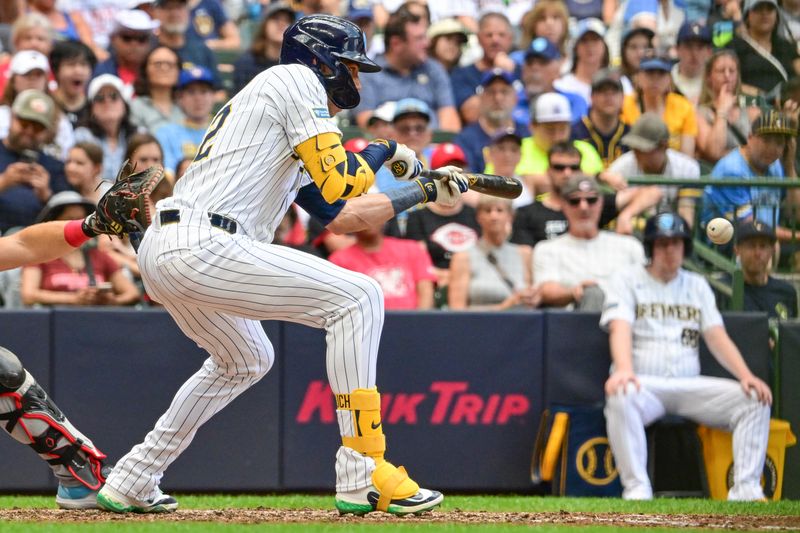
[0, 0, 797, 320]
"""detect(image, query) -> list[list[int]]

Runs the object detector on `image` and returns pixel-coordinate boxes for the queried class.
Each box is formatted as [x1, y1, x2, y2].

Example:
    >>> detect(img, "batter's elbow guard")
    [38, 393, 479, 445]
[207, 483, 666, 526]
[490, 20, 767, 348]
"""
[296, 132, 375, 203]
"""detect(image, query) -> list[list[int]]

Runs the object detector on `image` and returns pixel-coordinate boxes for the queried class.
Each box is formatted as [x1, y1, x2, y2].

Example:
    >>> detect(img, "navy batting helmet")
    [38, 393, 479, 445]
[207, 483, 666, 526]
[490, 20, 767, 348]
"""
[643, 212, 693, 257]
[280, 15, 380, 109]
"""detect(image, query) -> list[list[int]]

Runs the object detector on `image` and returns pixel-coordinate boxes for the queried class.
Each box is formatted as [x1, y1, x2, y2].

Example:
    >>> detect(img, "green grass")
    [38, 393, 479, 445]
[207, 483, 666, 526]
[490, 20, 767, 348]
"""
[1, 493, 798, 515]
[1, 494, 798, 532]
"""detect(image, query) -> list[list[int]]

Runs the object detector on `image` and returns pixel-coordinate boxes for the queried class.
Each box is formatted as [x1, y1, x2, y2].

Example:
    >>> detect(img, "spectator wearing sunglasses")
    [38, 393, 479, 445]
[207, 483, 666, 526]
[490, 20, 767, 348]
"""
[533, 175, 645, 310]
[392, 98, 436, 166]
[608, 113, 700, 227]
[74, 74, 140, 181]
[93, 10, 160, 90]
[511, 141, 661, 246]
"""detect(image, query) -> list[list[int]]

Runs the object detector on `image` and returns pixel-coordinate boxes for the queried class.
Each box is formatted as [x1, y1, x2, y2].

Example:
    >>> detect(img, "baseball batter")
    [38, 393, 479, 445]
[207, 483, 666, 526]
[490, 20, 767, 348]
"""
[601, 213, 772, 501]
[96, 15, 467, 515]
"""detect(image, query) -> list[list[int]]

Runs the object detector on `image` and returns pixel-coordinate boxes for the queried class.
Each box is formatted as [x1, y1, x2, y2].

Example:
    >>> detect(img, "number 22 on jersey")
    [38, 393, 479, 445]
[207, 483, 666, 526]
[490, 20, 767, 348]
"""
[194, 103, 232, 162]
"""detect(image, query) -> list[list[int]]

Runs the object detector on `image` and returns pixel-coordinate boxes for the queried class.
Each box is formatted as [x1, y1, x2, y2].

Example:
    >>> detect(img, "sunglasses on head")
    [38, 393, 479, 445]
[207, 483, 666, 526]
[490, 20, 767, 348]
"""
[551, 163, 581, 171]
[566, 196, 599, 206]
[93, 92, 121, 103]
[119, 33, 149, 44]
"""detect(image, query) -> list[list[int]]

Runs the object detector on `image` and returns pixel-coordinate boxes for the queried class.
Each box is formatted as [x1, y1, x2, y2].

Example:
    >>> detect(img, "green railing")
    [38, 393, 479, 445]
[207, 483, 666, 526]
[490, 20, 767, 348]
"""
[625, 175, 800, 311]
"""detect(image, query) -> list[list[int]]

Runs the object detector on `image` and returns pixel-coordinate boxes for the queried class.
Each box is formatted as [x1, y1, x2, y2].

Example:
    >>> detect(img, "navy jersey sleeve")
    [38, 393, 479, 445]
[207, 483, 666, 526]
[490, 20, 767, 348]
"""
[295, 182, 346, 226]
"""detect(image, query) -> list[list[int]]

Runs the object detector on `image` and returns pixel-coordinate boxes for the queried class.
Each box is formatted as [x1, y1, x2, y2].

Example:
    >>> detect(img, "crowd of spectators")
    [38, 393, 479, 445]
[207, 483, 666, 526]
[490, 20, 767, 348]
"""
[0, 0, 797, 318]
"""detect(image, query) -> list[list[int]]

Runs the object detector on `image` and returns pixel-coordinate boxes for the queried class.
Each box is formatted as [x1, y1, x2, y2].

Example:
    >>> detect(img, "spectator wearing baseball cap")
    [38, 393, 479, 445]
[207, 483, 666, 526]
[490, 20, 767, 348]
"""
[452, 68, 529, 173]
[93, 9, 159, 87]
[153, 0, 221, 90]
[731, 0, 800, 96]
[0, 89, 71, 234]
[232, 2, 295, 95]
[0, 50, 76, 162]
[533, 173, 645, 310]
[511, 92, 604, 194]
[609, 113, 699, 224]
[450, 12, 516, 125]
[621, 53, 698, 156]
[554, 18, 609, 108]
[74, 75, 139, 182]
[366, 101, 397, 141]
[484, 129, 533, 209]
[155, 66, 215, 173]
[672, 22, 713, 105]
[571, 69, 631, 168]
[733, 221, 798, 318]
[514, 37, 587, 127]
[703, 110, 799, 235]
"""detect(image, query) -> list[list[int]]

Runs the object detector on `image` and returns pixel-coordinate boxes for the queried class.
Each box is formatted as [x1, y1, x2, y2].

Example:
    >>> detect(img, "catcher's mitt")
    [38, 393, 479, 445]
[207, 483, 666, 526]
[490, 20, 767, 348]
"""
[83, 162, 164, 236]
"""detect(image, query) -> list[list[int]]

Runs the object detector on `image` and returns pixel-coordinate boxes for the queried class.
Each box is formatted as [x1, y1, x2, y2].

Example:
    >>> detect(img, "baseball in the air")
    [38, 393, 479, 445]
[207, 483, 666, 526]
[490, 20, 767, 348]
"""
[706, 217, 734, 245]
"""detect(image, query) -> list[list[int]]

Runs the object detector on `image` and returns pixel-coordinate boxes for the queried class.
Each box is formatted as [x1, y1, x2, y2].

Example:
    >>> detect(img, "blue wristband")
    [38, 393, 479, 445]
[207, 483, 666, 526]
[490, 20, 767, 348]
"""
[385, 180, 433, 214]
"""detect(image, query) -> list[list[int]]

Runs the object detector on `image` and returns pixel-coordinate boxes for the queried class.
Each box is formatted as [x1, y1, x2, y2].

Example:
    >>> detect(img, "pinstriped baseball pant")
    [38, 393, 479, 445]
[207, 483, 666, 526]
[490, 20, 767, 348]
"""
[104, 209, 384, 502]
[605, 376, 771, 500]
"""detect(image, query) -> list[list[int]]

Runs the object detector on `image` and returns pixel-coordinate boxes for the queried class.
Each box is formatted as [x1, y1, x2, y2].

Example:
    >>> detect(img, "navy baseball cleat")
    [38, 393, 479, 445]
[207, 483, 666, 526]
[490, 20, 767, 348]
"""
[96, 485, 178, 513]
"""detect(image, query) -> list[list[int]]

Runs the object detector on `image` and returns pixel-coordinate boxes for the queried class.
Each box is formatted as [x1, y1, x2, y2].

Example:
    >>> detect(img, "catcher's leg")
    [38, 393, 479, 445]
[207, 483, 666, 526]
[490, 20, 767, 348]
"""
[321, 272, 442, 515]
[0, 347, 108, 509]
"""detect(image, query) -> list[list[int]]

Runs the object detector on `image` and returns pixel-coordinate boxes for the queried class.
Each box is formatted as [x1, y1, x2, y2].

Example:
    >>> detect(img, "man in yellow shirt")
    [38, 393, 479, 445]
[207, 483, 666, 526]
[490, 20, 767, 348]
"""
[514, 92, 605, 194]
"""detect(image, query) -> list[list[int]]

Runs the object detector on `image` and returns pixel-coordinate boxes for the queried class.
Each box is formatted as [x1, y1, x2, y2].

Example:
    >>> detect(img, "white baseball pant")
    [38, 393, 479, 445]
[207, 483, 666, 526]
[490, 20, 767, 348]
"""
[103, 209, 384, 502]
[605, 375, 771, 500]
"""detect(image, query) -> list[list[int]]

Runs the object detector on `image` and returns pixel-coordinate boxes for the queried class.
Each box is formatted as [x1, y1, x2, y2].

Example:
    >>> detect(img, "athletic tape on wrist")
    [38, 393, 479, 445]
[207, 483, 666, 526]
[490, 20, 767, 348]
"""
[385, 181, 427, 214]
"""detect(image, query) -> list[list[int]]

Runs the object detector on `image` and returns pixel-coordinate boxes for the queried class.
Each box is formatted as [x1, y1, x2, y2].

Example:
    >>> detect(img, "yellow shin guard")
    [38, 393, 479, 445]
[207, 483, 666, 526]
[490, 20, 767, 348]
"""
[337, 388, 419, 510]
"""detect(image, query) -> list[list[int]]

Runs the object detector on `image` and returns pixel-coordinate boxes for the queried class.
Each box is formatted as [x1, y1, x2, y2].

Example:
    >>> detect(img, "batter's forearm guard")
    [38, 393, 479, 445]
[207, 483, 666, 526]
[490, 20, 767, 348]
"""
[0, 347, 107, 489]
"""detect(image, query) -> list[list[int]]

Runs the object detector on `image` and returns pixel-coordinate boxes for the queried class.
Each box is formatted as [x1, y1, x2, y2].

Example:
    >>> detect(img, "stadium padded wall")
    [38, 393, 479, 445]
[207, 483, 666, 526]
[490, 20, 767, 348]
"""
[0, 309, 784, 495]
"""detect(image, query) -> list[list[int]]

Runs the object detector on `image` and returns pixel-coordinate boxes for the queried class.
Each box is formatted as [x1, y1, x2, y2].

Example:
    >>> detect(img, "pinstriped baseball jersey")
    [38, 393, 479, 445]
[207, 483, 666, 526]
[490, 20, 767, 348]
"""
[601, 265, 723, 377]
[168, 64, 339, 242]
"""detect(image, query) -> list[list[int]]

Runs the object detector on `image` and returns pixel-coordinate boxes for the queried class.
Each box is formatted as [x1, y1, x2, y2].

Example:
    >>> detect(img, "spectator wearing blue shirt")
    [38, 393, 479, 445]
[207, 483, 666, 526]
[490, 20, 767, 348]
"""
[153, 0, 221, 89]
[516, 37, 587, 126]
[449, 12, 516, 125]
[453, 69, 529, 173]
[354, 11, 460, 132]
[703, 110, 799, 240]
[155, 66, 215, 172]
[0, 90, 71, 233]
[186, 0, 241, 50]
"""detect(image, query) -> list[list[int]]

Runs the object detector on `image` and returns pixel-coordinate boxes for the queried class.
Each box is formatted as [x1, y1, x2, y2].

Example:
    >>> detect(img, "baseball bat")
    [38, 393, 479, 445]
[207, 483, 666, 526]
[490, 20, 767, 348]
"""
[420, 169, 523, 199]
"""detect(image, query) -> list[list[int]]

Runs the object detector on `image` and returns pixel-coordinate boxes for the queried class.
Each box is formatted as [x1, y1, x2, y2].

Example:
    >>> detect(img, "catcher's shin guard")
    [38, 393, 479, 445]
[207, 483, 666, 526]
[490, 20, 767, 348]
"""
[0, 348, 106, 490]
[337, 387, 420, 511]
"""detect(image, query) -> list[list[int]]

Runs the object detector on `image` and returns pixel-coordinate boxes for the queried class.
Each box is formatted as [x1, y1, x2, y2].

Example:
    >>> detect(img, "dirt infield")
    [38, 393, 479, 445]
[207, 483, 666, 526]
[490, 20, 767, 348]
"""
[1, 509, 798, 529]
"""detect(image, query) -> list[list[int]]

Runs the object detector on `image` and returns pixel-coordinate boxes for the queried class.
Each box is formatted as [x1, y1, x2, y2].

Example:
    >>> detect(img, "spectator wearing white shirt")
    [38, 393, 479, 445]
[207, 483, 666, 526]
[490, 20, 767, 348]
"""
[608, 113, 701, 226]
[534, 175, 645, 310]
